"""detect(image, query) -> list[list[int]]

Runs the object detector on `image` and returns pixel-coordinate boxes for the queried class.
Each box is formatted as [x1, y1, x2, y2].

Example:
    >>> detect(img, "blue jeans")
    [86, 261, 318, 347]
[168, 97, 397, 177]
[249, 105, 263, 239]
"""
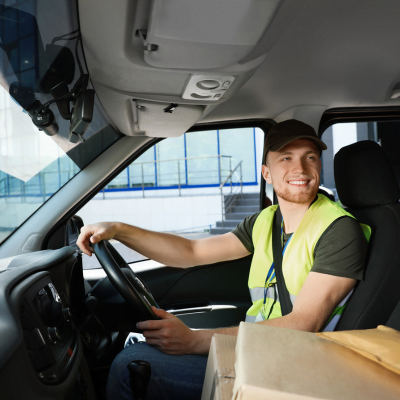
[106, 343, 208, 400]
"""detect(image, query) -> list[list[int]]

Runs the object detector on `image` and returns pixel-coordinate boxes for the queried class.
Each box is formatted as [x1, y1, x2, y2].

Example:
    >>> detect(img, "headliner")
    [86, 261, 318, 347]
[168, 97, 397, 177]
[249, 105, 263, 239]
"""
[80, 0, 400, 133]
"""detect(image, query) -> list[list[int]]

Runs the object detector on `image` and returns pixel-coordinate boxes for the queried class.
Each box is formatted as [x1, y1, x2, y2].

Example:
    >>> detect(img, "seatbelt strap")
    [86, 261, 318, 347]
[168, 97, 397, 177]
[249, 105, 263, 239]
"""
[272, 206, 293, 316]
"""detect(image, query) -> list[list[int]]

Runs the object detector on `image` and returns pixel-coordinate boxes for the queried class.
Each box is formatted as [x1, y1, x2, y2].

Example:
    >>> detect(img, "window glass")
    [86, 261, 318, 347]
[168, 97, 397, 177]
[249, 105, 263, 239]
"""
[0, 124, 120, 244]
[155, 136, 186, 187]
[79, 127, 266, 269]
[129, 147, 156, 189]
[0, 147, 80, 243]
[219, 127, 257, 184]
[186, 130, 219, 186]
[0, 0, 123, 245]
[374, 121, 400, 187]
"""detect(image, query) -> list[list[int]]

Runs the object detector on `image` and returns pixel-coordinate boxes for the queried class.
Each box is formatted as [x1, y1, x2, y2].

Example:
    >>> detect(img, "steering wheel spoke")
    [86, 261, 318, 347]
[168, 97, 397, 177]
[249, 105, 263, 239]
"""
[92, 241, 159, 321]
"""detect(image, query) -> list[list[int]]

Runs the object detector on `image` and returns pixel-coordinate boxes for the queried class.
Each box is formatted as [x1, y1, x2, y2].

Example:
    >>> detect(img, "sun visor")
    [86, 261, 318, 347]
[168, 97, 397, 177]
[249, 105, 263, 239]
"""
[143, 0, 282, 69]
[131, 100, 204, 138]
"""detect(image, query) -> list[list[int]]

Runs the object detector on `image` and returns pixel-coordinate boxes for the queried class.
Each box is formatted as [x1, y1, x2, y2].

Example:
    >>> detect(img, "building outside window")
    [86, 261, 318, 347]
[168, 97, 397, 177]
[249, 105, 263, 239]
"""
[105, 127, 259, 193]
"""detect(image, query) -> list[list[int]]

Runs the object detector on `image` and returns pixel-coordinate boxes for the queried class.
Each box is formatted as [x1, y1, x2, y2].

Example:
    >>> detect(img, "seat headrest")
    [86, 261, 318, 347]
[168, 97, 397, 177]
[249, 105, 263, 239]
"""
[318, 186, 335, 202]
[334, 140, 400, 209]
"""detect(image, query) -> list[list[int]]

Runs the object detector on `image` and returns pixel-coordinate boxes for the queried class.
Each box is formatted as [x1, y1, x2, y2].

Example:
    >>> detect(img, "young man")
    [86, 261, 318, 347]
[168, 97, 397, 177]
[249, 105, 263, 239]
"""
[77, 119, 369, 400]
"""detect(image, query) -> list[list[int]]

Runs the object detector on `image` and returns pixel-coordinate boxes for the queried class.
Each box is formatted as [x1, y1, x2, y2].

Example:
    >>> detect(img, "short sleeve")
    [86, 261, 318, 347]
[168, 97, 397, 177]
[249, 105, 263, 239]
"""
[311, 217, 368, 281]
[231, 211, 261, 254]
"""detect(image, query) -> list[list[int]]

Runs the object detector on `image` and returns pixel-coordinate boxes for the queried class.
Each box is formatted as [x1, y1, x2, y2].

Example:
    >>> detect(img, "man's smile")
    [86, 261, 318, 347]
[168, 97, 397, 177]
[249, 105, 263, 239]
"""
[287, 179, 311, 187]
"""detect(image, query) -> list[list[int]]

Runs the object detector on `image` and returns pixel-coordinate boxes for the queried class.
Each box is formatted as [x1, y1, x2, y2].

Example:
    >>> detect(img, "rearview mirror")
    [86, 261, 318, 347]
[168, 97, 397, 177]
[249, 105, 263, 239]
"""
[39, 44, 76, 93]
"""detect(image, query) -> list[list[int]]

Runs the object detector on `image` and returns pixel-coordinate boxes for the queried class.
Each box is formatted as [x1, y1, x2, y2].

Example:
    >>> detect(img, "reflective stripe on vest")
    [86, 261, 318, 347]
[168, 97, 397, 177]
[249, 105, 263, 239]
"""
[246, 194, 371, 330]
[249, 286, 297, 304]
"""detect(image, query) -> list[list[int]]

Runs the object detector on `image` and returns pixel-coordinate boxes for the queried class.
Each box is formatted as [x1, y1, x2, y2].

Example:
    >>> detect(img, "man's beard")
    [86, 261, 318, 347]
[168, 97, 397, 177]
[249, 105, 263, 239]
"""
[274, 181, 319, 205]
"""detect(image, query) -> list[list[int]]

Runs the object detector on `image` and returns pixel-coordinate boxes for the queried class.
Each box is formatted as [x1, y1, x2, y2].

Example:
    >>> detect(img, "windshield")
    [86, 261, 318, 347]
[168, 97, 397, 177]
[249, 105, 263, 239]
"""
[0, 0, 122, 244]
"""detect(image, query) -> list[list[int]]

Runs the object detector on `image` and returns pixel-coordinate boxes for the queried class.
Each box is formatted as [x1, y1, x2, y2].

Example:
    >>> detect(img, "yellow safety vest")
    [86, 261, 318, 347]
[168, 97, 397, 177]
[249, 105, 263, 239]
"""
[245, 194, 371, 331]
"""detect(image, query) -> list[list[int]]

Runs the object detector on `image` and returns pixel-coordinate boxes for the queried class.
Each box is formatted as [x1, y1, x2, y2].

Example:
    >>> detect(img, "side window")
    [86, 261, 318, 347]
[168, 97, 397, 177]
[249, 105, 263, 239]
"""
[321, 121, 400, 202]
[79, 127, 266, 268]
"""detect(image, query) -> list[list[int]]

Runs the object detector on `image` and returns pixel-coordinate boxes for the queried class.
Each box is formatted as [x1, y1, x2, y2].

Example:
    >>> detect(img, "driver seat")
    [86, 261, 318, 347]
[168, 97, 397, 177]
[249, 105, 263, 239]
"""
[333, 140, 400, 330]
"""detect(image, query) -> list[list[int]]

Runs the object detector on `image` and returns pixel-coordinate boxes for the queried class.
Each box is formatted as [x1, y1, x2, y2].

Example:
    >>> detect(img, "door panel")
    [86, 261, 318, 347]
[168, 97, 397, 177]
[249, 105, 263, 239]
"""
[137, 255, 253, 328]
[176, 306, 249, 329]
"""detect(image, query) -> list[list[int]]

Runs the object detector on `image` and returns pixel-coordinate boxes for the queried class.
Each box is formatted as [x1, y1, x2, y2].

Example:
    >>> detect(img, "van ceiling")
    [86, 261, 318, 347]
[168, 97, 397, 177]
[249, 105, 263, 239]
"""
[79, 0, 400, 133]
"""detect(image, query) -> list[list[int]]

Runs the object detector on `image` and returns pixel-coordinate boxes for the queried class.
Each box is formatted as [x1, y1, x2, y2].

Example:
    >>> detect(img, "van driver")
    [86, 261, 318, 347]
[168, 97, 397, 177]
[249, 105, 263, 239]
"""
[77, 119, 369, 400]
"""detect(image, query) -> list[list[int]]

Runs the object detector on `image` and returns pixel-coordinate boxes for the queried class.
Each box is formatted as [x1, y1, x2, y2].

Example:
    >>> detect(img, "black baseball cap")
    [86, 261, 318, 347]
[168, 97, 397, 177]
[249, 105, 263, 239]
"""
[263, 119, 327, 163]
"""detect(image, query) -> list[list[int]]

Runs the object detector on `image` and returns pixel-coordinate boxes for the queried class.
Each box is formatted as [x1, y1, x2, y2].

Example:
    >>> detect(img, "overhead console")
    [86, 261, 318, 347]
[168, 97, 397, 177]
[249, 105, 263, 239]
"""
[79, 0, 301, 137]
[142, 0, 281, 70]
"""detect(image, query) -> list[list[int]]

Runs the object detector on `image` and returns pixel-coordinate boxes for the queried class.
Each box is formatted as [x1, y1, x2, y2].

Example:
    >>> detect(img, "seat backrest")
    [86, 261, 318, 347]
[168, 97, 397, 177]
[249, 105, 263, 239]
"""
[386, 299, 400, 331]
[317, 186, 335, 202]
[333, 140, 400, 331]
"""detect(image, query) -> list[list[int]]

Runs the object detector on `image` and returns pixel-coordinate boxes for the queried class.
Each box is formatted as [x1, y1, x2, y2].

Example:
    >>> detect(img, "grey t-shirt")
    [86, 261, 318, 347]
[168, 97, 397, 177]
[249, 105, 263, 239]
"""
[232, 212, 368, 280]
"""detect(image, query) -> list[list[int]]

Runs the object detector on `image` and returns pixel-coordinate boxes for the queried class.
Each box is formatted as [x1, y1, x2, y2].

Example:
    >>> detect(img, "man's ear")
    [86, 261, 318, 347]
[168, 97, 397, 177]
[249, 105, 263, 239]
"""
[262, 164, 272, 184]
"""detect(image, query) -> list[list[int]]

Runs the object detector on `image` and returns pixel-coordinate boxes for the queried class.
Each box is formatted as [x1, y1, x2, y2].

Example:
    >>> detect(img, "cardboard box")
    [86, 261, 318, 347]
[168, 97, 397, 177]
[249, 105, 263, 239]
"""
[201, 333, 327, 400]
[201, 334, 236, 400]
[235, 385, 326, 400]
[233, 322, 400, 400]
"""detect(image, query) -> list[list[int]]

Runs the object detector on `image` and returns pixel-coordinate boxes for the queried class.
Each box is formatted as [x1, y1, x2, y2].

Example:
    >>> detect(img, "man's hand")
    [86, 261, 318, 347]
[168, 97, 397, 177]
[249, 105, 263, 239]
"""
[77, 222, 119, 256]
[138, 307, 200, 355]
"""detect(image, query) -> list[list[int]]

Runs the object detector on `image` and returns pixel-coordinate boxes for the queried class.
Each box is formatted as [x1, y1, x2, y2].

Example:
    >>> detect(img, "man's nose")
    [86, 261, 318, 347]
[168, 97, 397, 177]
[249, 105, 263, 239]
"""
[291, 158, 307, 174]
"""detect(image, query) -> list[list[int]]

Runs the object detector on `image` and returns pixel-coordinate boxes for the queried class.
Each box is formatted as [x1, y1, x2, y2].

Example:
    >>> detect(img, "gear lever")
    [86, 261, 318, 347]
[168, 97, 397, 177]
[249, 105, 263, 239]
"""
[127, 360, 151, 400]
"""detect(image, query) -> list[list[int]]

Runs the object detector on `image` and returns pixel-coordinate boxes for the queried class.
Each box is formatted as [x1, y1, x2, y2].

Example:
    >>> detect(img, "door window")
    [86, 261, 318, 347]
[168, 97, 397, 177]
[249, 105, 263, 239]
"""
[80, 127, 266, 268]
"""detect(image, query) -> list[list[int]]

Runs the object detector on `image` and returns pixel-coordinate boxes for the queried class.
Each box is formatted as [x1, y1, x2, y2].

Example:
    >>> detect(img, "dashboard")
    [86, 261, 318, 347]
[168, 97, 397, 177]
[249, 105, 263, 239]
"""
[21, 275, 77, 384]
[0, 247, 95, 400]
[0, 241, 253, 400]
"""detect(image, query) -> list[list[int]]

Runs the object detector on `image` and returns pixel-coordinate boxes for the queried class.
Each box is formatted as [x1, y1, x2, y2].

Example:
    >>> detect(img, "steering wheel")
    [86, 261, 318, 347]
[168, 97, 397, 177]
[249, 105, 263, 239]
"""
[92, 240, 159, 320]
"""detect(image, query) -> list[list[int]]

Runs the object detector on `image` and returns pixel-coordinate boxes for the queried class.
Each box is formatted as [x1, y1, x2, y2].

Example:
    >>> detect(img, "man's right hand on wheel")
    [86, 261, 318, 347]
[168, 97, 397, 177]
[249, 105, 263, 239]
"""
[77, 222, 119, 256]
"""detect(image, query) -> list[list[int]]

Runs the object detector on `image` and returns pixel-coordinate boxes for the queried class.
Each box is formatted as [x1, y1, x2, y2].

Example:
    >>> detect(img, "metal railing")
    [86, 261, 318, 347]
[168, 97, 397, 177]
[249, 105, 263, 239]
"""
[0, 155, 241, 202]
[102, 154, 235, 198]
[0, 169, 79, 203]
[220, 161, 243, 227]
[0, 178, 6, 198]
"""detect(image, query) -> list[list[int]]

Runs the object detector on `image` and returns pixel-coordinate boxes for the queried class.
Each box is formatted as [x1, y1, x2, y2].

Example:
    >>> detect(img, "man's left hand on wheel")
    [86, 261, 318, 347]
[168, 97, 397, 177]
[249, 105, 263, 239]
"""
[137, 307, 200, 355]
